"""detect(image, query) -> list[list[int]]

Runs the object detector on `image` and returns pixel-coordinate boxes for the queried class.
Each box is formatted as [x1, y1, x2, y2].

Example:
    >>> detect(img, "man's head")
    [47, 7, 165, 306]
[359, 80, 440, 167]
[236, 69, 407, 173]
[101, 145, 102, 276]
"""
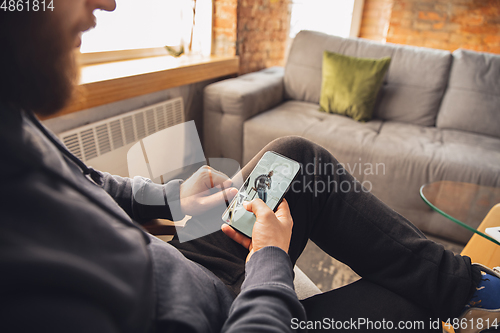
[0, 0, 116, 116]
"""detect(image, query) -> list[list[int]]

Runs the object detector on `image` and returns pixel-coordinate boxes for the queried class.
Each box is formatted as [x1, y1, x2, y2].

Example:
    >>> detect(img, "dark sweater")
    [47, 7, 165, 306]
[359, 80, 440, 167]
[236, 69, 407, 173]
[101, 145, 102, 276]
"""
[0, 106, 306, 332]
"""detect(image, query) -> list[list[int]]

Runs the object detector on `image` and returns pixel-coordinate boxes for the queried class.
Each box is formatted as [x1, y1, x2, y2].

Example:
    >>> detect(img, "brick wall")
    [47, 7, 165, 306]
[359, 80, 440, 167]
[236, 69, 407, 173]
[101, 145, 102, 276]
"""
[358, 0, 393, 42]
[214, 0, 500, 74]
[237, 0, 291, 74]
[212, 0, 291, 74]
[212, 0, 238, 57]
[360, 0, 500, 54]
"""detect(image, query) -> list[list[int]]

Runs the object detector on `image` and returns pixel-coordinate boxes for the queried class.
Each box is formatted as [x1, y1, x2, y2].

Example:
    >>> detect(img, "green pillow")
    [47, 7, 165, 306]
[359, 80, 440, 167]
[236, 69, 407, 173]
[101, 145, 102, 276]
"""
[319, 51, 391, 122]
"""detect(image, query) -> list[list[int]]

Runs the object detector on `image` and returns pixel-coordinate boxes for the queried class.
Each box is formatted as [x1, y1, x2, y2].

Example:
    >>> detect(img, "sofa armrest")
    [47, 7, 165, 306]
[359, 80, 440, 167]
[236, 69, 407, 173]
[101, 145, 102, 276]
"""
[204, 67, 285, 164]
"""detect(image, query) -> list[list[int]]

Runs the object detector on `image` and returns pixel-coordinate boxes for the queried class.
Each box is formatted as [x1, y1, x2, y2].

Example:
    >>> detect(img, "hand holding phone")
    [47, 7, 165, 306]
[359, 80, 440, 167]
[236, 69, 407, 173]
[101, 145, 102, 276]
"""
[221, 198, 293, 262]
[221, 151, 300, 261]
[221, 151, 300, 238]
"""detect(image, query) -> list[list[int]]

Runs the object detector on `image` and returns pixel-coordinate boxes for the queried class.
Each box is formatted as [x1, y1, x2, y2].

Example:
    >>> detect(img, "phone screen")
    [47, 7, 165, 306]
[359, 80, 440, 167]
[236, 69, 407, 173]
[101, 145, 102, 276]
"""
[222, 151, 300, 238]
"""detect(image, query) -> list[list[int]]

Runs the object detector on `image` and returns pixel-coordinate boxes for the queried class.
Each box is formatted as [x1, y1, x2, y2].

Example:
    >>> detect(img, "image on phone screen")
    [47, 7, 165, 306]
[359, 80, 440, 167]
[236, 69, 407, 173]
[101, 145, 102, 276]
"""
[222, 151, 300, 238]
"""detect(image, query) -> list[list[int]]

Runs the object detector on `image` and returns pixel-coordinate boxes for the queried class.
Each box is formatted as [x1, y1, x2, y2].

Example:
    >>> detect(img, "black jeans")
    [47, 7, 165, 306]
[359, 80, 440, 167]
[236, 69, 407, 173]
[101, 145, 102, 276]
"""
[171, 136, 480, 332]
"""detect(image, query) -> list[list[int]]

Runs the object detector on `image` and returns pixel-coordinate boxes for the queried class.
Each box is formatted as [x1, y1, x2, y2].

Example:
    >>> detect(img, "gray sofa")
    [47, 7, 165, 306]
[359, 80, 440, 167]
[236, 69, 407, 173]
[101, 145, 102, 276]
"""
[204, 30, 500, 245]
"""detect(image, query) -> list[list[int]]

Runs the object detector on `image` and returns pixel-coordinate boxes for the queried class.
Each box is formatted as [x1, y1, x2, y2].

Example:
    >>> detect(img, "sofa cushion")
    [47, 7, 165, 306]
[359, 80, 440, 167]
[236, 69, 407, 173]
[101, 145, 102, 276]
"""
[344, 123, 499, 243]
[436, 49, 500, 139]
[319, 51, 391, 122]
[361, 123, 500, 243]
[285, 30, 452, 126]
[244, 107, 500, 243]
[242, 101, 383, 164]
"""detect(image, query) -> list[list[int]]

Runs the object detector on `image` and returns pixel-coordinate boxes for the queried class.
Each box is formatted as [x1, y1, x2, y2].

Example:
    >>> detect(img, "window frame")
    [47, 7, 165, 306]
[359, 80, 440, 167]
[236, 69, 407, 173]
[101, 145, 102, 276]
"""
[77, 0, 212, 66]
[349, 0, 365, 38]
[77, 47, 173, 66]
[289, 0, 365, 39]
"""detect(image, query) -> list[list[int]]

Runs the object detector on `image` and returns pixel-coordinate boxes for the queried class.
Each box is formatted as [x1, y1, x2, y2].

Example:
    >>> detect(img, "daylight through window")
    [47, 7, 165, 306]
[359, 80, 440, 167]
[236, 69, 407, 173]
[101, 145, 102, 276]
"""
[81, 0, 212, 56]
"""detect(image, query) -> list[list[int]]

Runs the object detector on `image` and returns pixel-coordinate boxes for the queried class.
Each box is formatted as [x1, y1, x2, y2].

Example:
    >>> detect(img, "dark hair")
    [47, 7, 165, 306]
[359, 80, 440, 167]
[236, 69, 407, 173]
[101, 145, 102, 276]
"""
[0, 11, 77, 115]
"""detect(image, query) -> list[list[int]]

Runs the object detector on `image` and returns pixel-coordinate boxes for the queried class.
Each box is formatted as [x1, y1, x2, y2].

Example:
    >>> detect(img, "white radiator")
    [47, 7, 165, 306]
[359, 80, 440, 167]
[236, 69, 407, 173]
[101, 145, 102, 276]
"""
[58, 97, 185, 176]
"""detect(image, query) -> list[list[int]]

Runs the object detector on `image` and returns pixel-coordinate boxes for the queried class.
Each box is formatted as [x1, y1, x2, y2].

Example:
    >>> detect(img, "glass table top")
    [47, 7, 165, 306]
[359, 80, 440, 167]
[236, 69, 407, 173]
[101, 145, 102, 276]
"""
[420, 181, 500, 246]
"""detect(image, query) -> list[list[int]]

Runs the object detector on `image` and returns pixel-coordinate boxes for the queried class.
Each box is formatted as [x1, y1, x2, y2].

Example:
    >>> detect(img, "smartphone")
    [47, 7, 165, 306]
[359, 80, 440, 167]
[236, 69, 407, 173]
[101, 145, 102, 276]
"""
[222, 151, 301, 238]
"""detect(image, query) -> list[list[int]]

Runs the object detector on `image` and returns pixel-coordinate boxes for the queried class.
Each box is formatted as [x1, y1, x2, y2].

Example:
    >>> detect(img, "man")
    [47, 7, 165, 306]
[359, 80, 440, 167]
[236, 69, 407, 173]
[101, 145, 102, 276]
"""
[1, 1, 499, 332]
[253, 170, 273, 202]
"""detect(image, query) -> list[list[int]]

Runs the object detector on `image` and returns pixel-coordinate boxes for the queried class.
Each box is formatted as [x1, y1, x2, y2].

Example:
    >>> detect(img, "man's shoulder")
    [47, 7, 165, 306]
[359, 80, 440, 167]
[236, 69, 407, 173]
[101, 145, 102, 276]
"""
[0, 108, 43, 173]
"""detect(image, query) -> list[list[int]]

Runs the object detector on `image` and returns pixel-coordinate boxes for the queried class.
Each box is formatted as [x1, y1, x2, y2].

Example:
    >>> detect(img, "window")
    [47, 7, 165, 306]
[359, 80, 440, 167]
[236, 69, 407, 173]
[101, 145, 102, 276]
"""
[289, 0, 364, 39]
[80, 0, 212, 64]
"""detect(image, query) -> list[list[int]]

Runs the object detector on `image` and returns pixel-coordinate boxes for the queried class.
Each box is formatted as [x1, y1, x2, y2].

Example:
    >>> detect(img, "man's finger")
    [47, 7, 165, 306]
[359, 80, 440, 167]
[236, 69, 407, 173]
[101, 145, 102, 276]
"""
[243, 198, 273, 216]
[221, 178, 233, 189]
[214, 178, 234, 192]
[209, 169, 231, 187]
[275, 199, 291, 218]
[201, 188, 238, 209]
[225, 187, 238, 201]
[221, 224, 251, 249]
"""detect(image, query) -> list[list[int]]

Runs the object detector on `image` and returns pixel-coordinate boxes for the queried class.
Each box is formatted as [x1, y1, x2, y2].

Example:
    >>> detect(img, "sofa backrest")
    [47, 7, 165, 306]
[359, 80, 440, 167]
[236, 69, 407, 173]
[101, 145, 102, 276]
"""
[436, 49, 500, 139]
[284, 30, 452, 126]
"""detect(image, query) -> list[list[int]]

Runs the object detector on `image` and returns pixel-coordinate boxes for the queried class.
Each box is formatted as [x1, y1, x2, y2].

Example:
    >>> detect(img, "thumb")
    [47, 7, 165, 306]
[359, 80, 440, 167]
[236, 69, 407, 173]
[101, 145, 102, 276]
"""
[243, 199, 271, 216]
[275, 199, 291, 217]
[203, 187, 238, 208]
[225, 187, 238, 201]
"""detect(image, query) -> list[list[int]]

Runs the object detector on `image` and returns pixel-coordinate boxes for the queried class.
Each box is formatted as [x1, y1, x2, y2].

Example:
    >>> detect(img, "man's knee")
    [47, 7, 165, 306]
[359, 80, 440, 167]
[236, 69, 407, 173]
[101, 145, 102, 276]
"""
[263, 136, 316, 159]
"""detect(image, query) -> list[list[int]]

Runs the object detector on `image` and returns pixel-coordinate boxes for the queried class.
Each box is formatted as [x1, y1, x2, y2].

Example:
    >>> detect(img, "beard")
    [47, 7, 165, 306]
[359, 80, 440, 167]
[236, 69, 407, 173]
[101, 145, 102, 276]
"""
[0, 12, 78, 117]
